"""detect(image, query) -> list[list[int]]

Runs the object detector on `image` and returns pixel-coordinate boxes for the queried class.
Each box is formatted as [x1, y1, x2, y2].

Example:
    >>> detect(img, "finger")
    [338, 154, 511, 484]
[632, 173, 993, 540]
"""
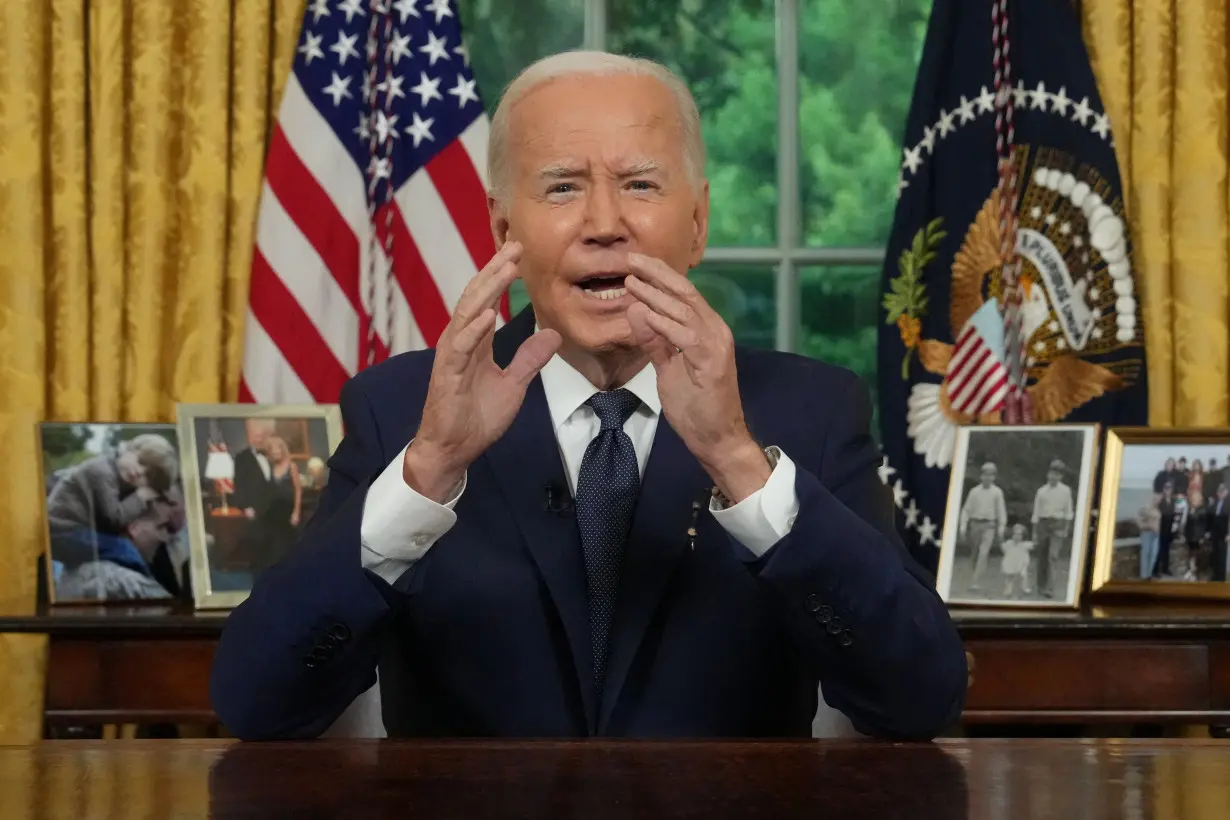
[448, 308, 497, 359]
[627, 302, 674, 370]
[640, 308, 702, 355]
[626, 252, 706, 306]
[453, 242, 522, 321]
[504, 328, 562, 387]
[624, 274, 695, 326]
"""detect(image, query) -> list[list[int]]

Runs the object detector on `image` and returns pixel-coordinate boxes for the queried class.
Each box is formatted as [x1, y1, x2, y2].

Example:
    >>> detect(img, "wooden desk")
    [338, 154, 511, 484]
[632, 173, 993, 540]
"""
[1, 739, 1228, 819]
[3, 600, 1230, 730]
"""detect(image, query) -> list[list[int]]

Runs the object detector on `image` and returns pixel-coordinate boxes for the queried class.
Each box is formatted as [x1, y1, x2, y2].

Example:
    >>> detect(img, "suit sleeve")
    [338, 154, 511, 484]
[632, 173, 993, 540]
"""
[209, 379, 405, 741]
[748, 375, 967, 740]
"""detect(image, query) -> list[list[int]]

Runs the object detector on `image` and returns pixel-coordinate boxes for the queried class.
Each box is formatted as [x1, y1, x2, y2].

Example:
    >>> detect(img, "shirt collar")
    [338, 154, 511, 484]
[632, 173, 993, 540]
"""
[537, 343, 661, 431]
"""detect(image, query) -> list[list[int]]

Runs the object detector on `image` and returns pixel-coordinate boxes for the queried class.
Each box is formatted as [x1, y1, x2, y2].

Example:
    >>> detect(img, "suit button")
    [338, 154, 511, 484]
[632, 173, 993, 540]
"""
[804, 594, 823, 613]
[838, 630, 853, 647]
[827, 616, 844, 635]
[328, 623, 351, 642]
[814, 605, 833, 625]
[302, 654, 319, 669]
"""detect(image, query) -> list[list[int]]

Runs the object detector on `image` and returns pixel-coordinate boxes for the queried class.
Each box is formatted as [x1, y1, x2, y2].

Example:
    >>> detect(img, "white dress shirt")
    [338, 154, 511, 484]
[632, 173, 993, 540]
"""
[358, 355, 801, 584]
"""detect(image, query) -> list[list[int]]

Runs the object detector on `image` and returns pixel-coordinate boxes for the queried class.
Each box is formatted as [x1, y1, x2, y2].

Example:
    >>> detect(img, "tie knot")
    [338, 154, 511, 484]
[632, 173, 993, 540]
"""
[586, 388, 642, 430]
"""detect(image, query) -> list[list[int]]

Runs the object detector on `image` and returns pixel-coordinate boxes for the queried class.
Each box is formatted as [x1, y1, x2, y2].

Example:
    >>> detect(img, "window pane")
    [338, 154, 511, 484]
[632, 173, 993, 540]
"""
[692, 265, 776, 348]
[799, 264, 879, 393]
[608, 0, 777, 247]
[457, 0, 586, 117]
[799, 0, 930, 246]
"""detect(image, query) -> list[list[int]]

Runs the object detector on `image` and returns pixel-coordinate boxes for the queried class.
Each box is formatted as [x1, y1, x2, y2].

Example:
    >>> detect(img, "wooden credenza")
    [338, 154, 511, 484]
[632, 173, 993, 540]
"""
[2, 600, 1230, 732]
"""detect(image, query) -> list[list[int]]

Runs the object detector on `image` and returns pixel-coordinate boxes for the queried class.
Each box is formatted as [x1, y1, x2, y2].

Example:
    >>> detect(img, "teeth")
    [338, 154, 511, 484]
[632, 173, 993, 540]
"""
[584, 286, 626, 301]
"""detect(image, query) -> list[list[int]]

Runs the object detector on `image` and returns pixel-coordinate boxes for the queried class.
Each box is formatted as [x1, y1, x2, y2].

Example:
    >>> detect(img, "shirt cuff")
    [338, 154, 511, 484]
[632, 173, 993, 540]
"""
[359, 442, 466, 585]
[709, 446, 799, 558]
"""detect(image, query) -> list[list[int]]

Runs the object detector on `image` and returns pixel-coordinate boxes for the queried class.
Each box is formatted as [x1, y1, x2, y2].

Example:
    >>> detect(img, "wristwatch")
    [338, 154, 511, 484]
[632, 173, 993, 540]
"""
[710, 445, 781, 509]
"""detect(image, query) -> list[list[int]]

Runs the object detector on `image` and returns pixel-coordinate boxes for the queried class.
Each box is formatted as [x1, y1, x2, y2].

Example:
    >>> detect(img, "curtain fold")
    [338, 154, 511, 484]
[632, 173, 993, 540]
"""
[0, 0, 304, 743]
[1084, 0, 1230, 427]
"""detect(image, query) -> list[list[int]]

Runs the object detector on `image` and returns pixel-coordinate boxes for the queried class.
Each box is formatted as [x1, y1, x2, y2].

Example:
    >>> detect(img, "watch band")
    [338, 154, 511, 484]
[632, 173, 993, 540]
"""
[710, 445, 781, 509]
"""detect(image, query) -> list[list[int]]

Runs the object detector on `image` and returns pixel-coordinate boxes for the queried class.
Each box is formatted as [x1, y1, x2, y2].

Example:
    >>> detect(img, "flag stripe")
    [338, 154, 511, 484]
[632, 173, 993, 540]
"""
[240, 309, 314, 405]
[459, 116, 491, 190]
[396, 169, 480, 312]
[948, 344, 991, 403]
[377, 199, 452, 345]
[427, 139, 496, 272]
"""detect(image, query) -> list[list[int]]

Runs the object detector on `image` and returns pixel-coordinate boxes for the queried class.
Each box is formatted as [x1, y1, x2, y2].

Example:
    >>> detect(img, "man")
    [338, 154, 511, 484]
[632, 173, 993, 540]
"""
[211, 51, 966, 741]
[958, 463, 1006, 592]
[230, 419, 274, 520]
[55, 502, 175, 601]
[1208, 484, 1229, 582]
[1032, 459, 1074, 598]
[1205, 459, 1222, 501]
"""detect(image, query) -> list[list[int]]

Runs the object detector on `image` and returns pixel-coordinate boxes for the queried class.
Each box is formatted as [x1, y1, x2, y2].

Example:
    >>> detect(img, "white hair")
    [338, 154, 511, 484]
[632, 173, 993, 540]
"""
[487, 50, 705, 203]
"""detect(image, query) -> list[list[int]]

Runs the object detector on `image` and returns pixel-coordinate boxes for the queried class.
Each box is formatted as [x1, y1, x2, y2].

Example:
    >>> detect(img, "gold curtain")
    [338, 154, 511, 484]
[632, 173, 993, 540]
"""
[1083, 0, 1230, 427]
[0, 0, 304, 743]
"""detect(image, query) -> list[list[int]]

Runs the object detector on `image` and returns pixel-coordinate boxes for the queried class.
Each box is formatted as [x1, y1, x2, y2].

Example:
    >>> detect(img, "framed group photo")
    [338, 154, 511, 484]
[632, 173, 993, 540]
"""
[177, 404, 342, 609]
[1092, 428, 1230, 600]
[38, 422, 190, 604]
[937, 424, 1099, 609]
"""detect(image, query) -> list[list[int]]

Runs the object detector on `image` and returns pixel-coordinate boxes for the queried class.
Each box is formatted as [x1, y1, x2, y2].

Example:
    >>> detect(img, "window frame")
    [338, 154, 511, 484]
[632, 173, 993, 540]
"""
[585, 0, 886, 352]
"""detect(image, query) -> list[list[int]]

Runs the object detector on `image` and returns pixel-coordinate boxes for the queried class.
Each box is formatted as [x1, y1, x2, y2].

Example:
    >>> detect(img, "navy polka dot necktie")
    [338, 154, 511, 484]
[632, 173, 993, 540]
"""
[574, 388, 643, 692]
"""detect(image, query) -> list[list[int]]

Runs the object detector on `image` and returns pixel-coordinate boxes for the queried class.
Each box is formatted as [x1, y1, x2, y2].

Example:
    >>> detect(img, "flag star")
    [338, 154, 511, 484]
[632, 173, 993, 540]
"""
[298, 32, 324, 64]
[956, 95, 977, 123]
[308, 0, 331, 22]
[1029, 81, 1049, 110]
[1030, 206, 1042, 219]
[902, 144, 922, 175]
[376, 73, 406, 102]
[904, 499, 920, 528]
[322, 72, 353, 106]
[1048, 320, 1061, 333]
[453, 42, 470, 66]
[447, 74, 479, 108]
[354, 113, 370, 141]
[1034, 339, 1047, 352]
[406, 112, 435, 147]
[896, 172, 909, 198]
[373, 110, 400, 143]
[1056, 337, 1068, 350]
[419, 30, 450, 65]
[388, 31, 413, 65]
[1011, 81, 1029, 107]
[920, 125, 936, 154]
[891, 479, 907, 508]
[393, 0, 420, 22]
[410, 71, 442, 106]
[1050, 86, 1072, 116]
[877, 456, 896, 485]
[917, 516, 937, 546]
[1092, 112, 1111, 139]
[1059, 221, 1072, 235]
[1092, 327, 1103, 340]
[329, 31, 360, 66]
[425, 0, 453, 24]
[976, 85, 996, 113]
[1071, 96, 1094, 125]
[936, 108, 956, 138]
[1073, 236, 1084, 248]
[368, 156, 393, 181]
[337, 0, 366, 24]
[1044, 213, 1057, 226]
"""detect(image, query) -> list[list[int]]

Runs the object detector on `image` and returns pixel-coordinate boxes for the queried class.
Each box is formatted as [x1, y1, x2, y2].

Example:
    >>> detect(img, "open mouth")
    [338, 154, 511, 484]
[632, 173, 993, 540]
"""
[575, 273, 628, 302]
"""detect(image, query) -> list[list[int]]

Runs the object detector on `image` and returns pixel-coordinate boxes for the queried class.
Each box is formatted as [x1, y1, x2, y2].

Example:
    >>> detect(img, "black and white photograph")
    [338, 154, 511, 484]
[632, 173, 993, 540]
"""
[1092, 429, 1230, 600]
[937, 424, 1099, 609]
[39, 422, 191, 604]
[177, 404, 342, 609]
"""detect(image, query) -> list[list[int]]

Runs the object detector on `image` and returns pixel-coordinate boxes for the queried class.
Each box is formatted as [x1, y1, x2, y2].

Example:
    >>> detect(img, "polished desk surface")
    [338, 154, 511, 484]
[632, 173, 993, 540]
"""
[0, 739, 1228, 819]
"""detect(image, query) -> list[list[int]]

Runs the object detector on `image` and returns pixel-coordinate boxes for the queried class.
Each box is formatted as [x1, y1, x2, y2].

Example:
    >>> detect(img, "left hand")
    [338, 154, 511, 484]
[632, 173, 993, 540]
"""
[290, 511, 300, 527]
[623, 253, 770, 503]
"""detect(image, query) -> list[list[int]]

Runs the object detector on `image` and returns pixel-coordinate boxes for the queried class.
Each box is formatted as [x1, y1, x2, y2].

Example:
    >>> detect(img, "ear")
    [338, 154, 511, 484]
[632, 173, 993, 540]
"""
[687, 179, 710, 269]
[489, 193, 510, 248]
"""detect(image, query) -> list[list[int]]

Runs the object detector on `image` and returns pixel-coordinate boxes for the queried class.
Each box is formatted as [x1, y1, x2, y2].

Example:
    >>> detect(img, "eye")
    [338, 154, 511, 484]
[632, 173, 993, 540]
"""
[628, 180, 656, 191]
[548, 182, 575, 194]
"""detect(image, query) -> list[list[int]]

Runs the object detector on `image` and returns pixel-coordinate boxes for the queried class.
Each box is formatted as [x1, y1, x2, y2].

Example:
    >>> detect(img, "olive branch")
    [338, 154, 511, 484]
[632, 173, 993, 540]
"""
[883, 217, 946, 379]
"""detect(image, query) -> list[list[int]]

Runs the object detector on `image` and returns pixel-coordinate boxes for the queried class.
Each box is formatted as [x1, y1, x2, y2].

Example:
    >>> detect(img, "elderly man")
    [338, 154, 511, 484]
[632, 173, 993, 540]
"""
[211, 51, 966, 741]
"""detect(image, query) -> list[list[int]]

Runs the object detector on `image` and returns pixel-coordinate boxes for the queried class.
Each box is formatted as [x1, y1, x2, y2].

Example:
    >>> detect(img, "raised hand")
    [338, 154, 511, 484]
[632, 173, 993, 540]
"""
[403, 242, 562, 502]
[623, 252, 770, 504]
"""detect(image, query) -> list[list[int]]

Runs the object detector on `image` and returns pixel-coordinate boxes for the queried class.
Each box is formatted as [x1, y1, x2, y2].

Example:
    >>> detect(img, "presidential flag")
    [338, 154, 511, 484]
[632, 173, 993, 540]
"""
[241, 0, 498, 404]
[877, 0, 1148, 571]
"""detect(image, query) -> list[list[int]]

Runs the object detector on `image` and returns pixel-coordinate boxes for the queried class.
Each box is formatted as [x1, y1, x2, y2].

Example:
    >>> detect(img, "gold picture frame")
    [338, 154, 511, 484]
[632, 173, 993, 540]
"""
[177, 403, 342, 610]
[1091, 427, 1230, 600]
[937, 423, 1100, 610]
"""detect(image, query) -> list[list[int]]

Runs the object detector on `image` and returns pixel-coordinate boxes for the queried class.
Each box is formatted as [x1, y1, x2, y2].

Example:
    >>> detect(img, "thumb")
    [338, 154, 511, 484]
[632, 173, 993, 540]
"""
[504, 327, 562, 387]
[627, 303, 673, 370]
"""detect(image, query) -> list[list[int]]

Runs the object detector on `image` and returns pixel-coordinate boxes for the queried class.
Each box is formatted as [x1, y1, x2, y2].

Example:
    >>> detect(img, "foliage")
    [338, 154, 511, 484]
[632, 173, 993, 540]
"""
[883, 218, 944, 377]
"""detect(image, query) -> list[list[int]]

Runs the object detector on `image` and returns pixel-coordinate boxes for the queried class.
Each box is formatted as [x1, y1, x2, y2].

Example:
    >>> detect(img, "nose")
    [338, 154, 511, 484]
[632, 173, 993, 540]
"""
[581, 179, 628, 248]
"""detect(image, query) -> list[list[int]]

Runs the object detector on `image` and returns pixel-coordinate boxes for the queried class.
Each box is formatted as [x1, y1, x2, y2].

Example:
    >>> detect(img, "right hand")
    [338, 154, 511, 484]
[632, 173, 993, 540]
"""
[404, 241, 562, 502]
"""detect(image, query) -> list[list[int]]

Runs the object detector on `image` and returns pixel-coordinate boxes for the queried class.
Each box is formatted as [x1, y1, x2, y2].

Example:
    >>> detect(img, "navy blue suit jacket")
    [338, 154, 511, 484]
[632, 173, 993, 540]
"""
[211, 308, 967, 740]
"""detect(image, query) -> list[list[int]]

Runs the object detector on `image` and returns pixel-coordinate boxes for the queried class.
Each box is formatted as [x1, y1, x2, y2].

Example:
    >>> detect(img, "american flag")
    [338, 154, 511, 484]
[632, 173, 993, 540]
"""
[240, 0, 498, 404]
[944, 300, 1009, 417]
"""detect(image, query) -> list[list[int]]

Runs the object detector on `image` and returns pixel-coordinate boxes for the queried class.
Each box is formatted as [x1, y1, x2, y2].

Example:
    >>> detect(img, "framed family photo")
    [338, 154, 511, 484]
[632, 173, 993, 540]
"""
[937, 424, 1099, 609]
[177, 403, 342, 610]
[1091, 428, 1230, 600]
[38, 422, 190, 604]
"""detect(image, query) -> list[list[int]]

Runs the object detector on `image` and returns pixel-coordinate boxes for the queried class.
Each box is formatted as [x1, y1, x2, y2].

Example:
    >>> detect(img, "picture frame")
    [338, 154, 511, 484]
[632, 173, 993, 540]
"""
[1091, 427, 1230, 600]
[38, 421, 189, 605]
[177, 403, 342, 610]
[937, 424, 1100, 609]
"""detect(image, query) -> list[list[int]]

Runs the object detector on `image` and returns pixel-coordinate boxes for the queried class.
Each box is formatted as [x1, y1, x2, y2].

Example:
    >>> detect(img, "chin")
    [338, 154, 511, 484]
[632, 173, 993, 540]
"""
[560, 313, 636, 354]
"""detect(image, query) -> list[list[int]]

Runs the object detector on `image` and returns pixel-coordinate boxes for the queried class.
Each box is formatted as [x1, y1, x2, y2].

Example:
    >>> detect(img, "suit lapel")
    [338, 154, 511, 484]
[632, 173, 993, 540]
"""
[484, 308, 598, 728]
[598, 417, 709, 734]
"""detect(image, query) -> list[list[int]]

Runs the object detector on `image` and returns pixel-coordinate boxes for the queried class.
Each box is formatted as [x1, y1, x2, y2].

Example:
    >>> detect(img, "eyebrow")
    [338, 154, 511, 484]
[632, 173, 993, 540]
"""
[537, 159, 663, 179]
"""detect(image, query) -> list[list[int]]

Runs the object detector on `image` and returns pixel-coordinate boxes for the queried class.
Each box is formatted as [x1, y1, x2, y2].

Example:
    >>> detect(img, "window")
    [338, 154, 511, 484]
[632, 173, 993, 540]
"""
[458, 0, 929, 392]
